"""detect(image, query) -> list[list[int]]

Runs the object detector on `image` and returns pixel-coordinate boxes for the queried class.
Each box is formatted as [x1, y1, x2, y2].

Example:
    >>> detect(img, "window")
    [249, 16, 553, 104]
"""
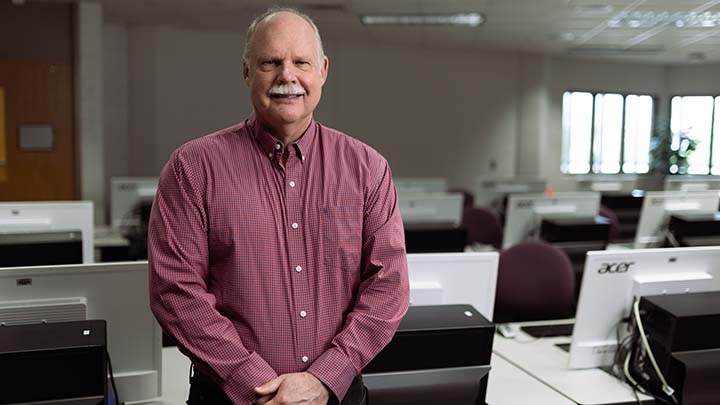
[669, 96, 720, 175]
[561, 91, 654, 174]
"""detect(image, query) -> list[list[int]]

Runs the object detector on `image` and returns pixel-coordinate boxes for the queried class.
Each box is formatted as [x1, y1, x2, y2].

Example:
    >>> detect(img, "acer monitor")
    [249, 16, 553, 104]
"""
[664, 175, 720, 192]
[0, 261, 162, 403]
[575, 174, 639, 193]
[569, 246, 720, 369]
[633, 191, 720, 248]
[501, 192, 601, 249]
[474, 177, 546, 209]
[110, 177, 158, 230]
[407, 252, 499, 321]
[0, 201, 94, 263]
[398, 192, 463, 226]
[394, 177, 447, 194]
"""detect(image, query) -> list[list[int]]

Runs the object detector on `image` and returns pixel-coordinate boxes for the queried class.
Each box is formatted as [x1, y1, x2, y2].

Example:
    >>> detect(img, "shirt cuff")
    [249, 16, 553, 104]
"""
[222, 351, 278, 403]
[306, 347, 358, 401]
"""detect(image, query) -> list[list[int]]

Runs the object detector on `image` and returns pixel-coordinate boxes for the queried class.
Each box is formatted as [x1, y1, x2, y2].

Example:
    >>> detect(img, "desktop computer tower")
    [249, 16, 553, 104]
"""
[0, 320, 107, 405]
[363, 304, 494, 405]
[634, 292, 720, 404]
[667, 213, 720, 247]
[0, 230, 83, 267]
[403, 223, 467, 253]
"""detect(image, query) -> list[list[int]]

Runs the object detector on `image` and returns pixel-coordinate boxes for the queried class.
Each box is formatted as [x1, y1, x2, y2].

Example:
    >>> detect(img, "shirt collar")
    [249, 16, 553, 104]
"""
[247, 112, 317, 161]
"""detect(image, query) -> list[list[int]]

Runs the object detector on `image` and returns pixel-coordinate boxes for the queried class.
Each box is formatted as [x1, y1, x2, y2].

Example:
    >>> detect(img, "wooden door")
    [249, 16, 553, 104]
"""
[0, 61, 76, 201]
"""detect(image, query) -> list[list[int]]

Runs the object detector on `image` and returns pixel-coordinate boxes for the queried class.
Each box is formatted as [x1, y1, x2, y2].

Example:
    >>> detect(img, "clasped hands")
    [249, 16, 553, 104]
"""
[254, 372, 330, 405]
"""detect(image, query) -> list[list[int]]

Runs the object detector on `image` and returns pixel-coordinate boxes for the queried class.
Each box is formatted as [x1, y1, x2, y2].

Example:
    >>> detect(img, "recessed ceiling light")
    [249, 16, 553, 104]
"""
[559, 32, 576, 41]
[360, 13, 485, 27]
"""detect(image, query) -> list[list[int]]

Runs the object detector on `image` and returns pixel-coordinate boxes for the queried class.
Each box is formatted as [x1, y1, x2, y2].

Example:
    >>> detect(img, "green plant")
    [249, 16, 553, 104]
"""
[649, 122, 697, 175]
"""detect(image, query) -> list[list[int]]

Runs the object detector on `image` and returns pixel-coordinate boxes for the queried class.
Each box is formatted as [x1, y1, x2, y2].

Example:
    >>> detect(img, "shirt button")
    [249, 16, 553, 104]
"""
[300, 310, 307, 318]
[302, 156, 305, 161]
[289, 181, 296, 187]
[301, 356, 309, 363]
[275, 143, 281, 150]
[267, 153, 273, 159]
[295, 265, 302, 272]
[291, 222, 298, 229]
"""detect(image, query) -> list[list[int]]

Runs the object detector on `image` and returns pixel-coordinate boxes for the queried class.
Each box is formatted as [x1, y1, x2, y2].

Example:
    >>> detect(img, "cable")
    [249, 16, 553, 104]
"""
[106, 351, 121, 405]
[632, 298, 679, 404]
[663, 229, 681, 248]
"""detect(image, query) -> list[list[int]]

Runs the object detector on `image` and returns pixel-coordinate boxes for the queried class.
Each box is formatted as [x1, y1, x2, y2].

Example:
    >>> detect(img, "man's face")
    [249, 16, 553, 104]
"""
[243, 13, 328, 133]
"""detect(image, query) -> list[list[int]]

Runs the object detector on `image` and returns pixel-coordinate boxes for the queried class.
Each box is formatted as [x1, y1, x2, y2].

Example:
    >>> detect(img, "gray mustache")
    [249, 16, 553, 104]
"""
[269, 84, 306, 95]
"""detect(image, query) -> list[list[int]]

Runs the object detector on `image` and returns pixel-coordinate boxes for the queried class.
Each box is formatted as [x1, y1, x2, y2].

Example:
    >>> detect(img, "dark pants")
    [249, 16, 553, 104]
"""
[187, 367, 367, 405]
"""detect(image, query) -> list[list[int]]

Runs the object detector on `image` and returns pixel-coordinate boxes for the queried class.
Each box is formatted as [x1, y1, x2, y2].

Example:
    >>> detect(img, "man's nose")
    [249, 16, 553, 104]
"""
[278, 62, 297, 82]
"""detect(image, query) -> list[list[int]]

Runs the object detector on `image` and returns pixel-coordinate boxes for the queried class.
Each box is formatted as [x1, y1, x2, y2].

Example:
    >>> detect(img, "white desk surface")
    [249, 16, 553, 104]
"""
[493, 319, 653, 405]
[94, 225, 129, 247]
[157, 347, 573, 405]
[487, 353, 575, 405]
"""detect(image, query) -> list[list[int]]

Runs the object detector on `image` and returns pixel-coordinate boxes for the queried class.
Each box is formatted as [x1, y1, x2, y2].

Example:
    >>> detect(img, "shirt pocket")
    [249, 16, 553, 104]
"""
[321, 205, 363, 272]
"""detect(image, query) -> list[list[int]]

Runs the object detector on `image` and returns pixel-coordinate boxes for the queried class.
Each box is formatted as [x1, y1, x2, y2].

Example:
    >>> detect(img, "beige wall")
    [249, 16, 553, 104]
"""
[102, 22, 720, 202]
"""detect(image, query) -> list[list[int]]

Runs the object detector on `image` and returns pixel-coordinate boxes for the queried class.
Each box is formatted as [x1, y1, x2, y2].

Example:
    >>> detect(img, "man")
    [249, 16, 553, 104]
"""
[148, 7, 409, 405]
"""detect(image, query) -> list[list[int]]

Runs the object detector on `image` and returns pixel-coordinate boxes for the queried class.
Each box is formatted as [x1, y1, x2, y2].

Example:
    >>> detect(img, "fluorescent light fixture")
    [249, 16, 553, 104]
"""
[360, 13, 484, 27]
[575, 4, 614, 15]
[566, 45, 665, 55]
[609, 11, 720, 28]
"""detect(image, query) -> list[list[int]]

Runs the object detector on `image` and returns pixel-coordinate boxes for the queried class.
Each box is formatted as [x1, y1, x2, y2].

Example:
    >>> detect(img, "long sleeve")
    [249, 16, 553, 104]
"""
[148, 146, 277, 404]
[306, 157, 410, 400]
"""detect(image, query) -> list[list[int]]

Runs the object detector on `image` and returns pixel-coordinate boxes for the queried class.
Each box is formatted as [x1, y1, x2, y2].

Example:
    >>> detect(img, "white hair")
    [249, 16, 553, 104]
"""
[242, 7, 325, 66]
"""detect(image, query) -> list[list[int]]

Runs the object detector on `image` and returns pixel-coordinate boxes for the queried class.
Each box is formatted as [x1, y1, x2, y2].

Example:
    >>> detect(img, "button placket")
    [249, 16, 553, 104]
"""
[285, 150, 312, 367]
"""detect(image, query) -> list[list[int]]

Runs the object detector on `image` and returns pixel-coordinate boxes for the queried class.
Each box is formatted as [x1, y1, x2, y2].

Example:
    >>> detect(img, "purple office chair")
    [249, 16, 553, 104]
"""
[462, 207, 503, 249]
[449, 188, 475, 208]
[494, 240, 575, 323]
[599, 205, 621, 242]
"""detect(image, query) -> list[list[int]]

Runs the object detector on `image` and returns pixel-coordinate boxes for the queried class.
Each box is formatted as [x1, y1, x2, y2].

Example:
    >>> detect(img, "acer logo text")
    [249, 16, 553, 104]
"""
[597, 262, 634, 274]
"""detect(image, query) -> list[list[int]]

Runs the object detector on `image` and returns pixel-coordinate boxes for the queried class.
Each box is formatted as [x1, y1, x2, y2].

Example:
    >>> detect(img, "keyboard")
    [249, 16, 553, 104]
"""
[520, 323, 574, 338]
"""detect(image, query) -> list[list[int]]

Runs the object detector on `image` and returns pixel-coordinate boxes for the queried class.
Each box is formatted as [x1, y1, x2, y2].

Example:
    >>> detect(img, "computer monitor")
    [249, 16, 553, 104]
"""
[394, 177, 447, 194]
[664, 175, 720, 192]
[474, 177, 546, 209]
[407, 252, 498, 321]
[633, 191, 720, 248]
[501, 192, 601, 249]
[575, 174, 639, 193]
[0, 201, 94, 263]
[569, 246, 720, 369]
[398, 192, 463, 226]
[110, 177, 158, 230]
[0, 261, 162, 403]
[0, 230, 83, 267]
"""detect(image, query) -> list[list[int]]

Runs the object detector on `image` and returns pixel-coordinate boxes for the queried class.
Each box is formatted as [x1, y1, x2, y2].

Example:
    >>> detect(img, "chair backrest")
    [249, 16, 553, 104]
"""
[494, 240, 575, 323]
[462, 207, 503, 248]
[599, 205, 621, 242]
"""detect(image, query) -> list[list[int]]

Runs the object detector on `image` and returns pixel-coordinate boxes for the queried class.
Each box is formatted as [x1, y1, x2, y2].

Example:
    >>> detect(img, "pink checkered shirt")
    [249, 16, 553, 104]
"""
[148, 114, 409, 404]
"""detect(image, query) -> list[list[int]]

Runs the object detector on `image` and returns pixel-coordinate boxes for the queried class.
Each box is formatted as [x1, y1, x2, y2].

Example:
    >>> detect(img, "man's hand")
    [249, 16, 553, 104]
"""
[254, 372, 330, 405]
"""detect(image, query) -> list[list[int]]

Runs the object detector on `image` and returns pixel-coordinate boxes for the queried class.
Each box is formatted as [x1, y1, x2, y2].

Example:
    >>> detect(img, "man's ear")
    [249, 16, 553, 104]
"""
[243, 62, 251, 86]
[320, 56, 329, 86]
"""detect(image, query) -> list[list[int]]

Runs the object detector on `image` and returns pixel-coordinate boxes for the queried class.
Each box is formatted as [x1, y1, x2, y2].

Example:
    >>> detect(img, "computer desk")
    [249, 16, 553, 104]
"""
[94, 225, 129, 248]
[487, 353, 575, 404]
[93, 225, 131, 262]
[493, 319, 655, 405]
[156, 347, 573, 405]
